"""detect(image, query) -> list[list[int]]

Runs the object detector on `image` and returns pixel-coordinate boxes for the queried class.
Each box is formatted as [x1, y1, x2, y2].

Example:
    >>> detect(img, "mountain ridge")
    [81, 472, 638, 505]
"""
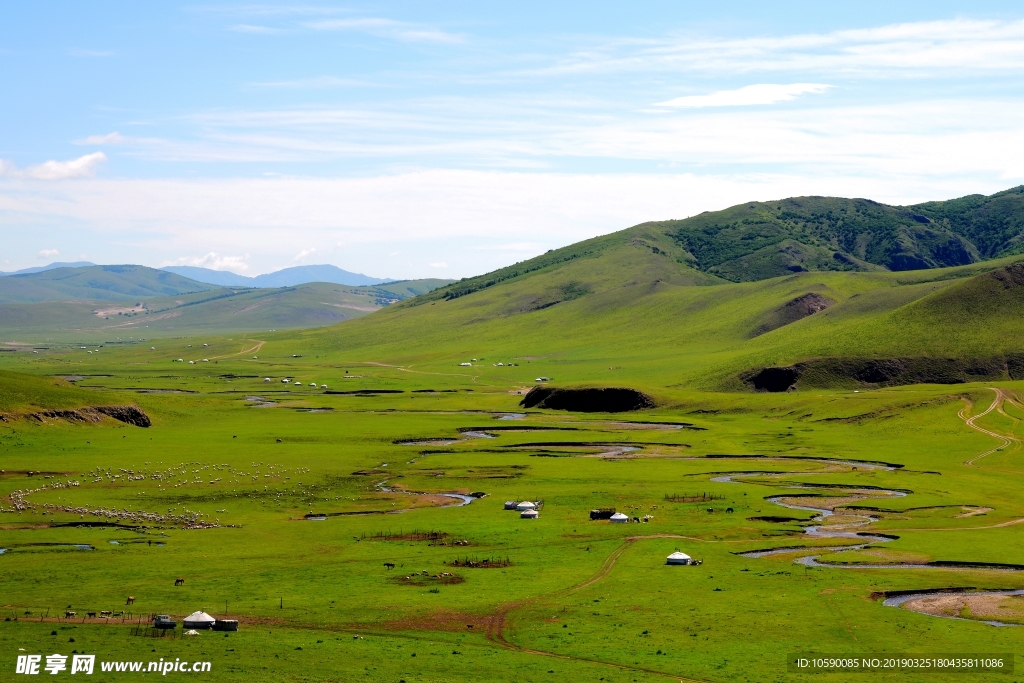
[161, 264, 392, 288]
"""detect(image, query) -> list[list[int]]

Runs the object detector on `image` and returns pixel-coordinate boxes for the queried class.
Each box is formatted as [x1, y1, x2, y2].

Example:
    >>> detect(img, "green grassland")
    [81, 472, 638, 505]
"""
[0, 357, 1022, 683]
[2, 191, 1024, 681]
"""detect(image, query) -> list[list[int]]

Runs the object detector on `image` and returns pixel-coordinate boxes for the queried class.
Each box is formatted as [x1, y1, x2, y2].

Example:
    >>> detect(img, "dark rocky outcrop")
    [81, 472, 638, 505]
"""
[94, 405, 151, 427]
[746, 367, 802, 392]
[21, 405, 151, 427]
[752, 292, 835, 337]
[520, 387, 655, 412]
[743, 354, 1024, 392]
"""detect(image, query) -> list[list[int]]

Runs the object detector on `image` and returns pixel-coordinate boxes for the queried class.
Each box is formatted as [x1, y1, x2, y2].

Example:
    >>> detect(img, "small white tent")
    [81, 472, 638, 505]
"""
[666, 551, 692, 565]
[609, 512, 629, 523]
[520, 508, 539, 519]
[516, 501, 536, 511]
[182, 611, 217, 629]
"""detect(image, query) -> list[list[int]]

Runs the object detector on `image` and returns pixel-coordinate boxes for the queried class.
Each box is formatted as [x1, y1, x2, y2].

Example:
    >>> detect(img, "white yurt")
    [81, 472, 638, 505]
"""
[516, 501, 537, 511]
[520, 508, 539, 519]
[666, 551, 692, 565]
[609, 512, 629, 523]
[504, 501, 518, 510]
[182, 611, 217, 629]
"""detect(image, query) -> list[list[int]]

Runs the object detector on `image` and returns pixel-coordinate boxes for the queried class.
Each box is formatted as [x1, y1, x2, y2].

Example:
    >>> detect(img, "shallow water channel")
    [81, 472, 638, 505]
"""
[715, 465, 1024, 626]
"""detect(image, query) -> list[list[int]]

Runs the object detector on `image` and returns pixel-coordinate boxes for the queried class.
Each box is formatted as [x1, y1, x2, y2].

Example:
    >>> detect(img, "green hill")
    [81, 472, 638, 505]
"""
[0, 368, 121, 414]
[663, 186, 1024, 281]
[0, 264, 212, 303]
[273, 190, 1024, 393]
[0, 279, 452, 340]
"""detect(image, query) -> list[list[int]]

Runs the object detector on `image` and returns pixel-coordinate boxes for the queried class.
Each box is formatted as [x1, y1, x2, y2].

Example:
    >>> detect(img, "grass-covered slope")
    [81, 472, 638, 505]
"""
[406, 187, 1024, 314]
[0, 264, 212, 303]
[0, 279, 452, 340]
[0, 369, 120, 414]
[285, 249, 1024, 393]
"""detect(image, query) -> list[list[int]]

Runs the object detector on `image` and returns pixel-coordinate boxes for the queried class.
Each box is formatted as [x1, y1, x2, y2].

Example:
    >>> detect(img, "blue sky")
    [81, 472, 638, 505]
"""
[3, 2, 1024, 278]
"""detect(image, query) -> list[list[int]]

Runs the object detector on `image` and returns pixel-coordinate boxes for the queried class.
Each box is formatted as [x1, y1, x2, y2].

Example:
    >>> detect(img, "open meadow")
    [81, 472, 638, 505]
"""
[2, 291, 1024, 681]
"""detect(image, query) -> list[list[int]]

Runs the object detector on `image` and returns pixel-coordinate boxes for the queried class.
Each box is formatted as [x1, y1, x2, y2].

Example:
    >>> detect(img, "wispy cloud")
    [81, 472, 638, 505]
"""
[163, 252, 250, 272]
[227, 24, 282, 34]
[38, 249, 59, 259]
[292, 247, 316, 262]
[248, 76, 371, 89]
[68, 48, 115, 58]
[303, 17, 463, 44]
[1, 170, 1003, 278]
[655, 83, 831, 108]
[0, 152, 107, 180]
[534, 18, 1024, 76]
[77, 132, 126, 145]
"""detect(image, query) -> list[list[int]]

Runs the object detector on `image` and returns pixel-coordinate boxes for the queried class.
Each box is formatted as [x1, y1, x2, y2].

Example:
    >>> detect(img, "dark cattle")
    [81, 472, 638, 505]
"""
[707, 508, 714, 513]
[87, 611, 97, 618]
[65, 611, 76, 618]
[726, 507, 734, 513]
[126, 596, 135, 605]
[384, 562, 395, 570]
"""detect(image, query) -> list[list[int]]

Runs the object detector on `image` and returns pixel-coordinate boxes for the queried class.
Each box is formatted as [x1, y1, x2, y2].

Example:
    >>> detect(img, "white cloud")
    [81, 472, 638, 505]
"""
[68, 48, 115, 58]
[38, 249, 59, 259]
[0, 169, 1011, 279]
[473, 242, 546, 252]
[0, 153, 107, 180]
[78, 132, 126, 145]
[163, 252, 250, 272]
[655, 83, 831, 108]
[303, 17, 463, 44]
[292, 248, 316, 262]
[228, 24, 281, 34]
[249, 76, 370, 89]
[533, 18, 1024, 77]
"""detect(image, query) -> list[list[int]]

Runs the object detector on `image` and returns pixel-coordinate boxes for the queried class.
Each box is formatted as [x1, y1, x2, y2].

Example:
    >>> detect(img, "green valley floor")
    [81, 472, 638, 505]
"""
[1, 336, 1023, 682]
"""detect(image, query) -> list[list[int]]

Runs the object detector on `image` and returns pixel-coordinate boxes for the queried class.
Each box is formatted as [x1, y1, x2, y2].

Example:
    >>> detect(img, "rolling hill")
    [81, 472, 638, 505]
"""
[0, 261, 96, 276]
[0, 264, 212, 303]
[0, 279, 452, 339]
[274, 187, 1024, 393]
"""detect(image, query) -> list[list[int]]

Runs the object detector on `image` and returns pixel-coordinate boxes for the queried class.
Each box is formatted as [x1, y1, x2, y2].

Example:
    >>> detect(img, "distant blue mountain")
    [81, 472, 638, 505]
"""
[159, 266, 253, 286]
[0, 261, 96, 276]
[161, 264, 393, 288]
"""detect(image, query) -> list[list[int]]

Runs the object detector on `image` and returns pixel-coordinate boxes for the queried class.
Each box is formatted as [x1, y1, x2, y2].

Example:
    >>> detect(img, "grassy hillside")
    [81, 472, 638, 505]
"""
[0, 369, 117, 414]
[2, 209, 1024, 680]
[0, 264, 212, 303]
[0, 279, 452, 340]
[267, 251, 1024, 393]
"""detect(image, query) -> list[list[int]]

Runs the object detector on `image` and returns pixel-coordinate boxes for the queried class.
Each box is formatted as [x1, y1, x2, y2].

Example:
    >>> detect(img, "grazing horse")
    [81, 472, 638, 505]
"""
[126, 596, 135, 605]
[383, 562, 395, 570]
[174, 577, 185, 586]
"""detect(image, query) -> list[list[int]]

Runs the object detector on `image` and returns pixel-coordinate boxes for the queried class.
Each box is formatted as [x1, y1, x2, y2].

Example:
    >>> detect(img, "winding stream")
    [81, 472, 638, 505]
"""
[714, 463, 1024, 626]
[881, 590, 1024, 627]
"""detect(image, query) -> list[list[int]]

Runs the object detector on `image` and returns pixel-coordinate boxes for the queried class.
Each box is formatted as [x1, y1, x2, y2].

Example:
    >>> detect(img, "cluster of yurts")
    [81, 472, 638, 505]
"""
[503, 500, 541, 519]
